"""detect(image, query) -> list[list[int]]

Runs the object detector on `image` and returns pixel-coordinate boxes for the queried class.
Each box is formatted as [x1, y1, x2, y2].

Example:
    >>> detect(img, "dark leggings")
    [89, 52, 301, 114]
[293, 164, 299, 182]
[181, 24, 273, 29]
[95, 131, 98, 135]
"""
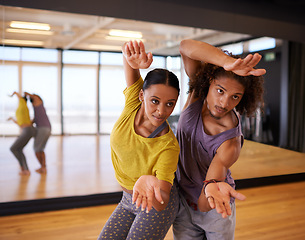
[98, 185, 179, 240]
[10, 126, 35, 170]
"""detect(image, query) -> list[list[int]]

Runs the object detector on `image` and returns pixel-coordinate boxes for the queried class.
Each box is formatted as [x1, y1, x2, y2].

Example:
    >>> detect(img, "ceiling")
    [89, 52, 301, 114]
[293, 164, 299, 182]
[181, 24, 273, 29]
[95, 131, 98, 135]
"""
[0, 5, 253, 55]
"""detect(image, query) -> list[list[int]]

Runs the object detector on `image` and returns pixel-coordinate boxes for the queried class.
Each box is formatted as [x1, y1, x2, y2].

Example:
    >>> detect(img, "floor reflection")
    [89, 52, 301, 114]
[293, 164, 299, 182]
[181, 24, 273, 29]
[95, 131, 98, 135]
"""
[1, 135, 305, 203]
[0, 135, 121, 203]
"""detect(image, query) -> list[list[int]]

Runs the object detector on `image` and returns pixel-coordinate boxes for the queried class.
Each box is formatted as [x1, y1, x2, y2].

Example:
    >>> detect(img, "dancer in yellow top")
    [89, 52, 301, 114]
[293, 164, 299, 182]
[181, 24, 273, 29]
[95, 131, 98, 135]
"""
[8, 92, 35, 175]
[97, 40, 180, 239]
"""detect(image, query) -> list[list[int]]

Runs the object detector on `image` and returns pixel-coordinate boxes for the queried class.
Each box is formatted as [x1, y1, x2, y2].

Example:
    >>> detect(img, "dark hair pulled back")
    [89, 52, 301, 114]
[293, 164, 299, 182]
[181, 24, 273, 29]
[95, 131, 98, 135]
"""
[143, 68, 180, 95]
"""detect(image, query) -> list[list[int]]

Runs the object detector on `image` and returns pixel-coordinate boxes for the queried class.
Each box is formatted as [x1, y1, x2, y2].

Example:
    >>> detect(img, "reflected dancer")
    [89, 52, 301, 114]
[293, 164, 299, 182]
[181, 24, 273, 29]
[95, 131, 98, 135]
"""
[25, 92, 51, 174]
[8, 92, 35, 176]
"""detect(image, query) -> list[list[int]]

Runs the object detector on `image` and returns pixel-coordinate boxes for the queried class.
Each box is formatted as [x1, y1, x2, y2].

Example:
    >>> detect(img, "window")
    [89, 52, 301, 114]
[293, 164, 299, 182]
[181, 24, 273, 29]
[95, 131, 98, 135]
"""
[22, 65, 60, 134]
[0, 64, 19, 135]
[62, 66, 98, 134]
[99, 52, 125, 134]
[0, 47, 185, 136]
[0, 46, 21, 61]
[63, 50, 99, 65]
[62, 50, 99, 134]
[100, 52, 123, 66]
[248, 37, 276, 52]
[221, 42, 243, 55]
[21, 48, 58, 63]
[167, 56, 182, 115]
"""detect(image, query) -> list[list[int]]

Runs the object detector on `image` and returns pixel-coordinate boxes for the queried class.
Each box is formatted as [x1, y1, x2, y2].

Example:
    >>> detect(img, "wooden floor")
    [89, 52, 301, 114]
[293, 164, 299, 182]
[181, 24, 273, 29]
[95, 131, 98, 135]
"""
[0, 135, 304, 203]
[231, 140, 305, 179]
[0, 135, 305, 239]
[1, 181, 305, 240]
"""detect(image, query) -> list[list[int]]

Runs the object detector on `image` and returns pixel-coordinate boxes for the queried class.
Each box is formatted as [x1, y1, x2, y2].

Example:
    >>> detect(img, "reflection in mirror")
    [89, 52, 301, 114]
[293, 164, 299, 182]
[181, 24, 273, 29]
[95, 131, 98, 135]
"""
[0, 135, 120, 203]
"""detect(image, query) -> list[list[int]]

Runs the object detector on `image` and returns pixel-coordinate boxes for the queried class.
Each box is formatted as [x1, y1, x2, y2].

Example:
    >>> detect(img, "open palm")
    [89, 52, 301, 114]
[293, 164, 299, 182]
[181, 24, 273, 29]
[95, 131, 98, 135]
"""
[224, 53, 266, 76]
[122, 40, 153, 69]
[132, 175, 163, 213]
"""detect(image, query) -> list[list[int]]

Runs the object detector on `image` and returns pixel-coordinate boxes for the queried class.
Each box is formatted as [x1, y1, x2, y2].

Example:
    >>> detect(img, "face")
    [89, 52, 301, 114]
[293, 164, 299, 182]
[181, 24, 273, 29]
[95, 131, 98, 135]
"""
[206, 77, 245, 119]
[139, 84, 179, 127]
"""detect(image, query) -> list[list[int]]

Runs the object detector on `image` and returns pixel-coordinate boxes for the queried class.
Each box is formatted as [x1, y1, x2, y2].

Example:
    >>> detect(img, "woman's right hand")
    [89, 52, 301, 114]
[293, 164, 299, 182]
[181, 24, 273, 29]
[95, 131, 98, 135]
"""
[122, 40, 153, 70]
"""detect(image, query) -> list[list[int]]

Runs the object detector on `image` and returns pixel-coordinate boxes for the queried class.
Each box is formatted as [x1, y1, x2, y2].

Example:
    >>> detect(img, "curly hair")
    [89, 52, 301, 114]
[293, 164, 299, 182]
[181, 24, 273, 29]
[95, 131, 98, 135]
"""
[189, 53, 264, 117]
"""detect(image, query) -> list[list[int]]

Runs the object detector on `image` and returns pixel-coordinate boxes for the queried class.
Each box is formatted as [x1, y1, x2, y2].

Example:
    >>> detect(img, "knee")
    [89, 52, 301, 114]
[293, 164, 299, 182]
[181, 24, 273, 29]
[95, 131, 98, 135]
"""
[34, 146, 40, 152]
[34, 144, 43, 152]
[10, 145, 17, 153]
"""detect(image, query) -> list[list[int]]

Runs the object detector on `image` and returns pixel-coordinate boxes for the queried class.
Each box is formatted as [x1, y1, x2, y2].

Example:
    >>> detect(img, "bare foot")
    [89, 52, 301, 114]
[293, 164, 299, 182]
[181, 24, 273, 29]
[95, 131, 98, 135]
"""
[19, 170, 31, 176]
[35, 167, 47, 174]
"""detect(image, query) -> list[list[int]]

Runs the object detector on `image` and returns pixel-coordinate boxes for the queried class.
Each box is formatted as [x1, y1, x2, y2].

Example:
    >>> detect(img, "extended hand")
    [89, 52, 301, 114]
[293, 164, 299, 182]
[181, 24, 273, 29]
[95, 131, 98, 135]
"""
[9, 92, 17, 97]
[132, 175, 164, 213]
[205, 182, 246, 218]
[224, 53, 266, 76]
[122, 40, 153, 70]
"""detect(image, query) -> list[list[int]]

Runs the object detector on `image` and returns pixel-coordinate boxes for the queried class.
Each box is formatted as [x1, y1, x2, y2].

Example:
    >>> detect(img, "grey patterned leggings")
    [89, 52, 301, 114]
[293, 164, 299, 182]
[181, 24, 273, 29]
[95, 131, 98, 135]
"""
[98, 184, 179, 240]
[10, 126, 35, 170]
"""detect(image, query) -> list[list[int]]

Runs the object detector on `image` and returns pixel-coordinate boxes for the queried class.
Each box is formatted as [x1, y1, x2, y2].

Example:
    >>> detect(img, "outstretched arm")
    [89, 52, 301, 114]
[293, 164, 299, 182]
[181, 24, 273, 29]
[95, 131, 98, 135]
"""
[122, 40, 153, 88]
[7, 117, 18, 125]
[197, 137, 246, 218]
[132, 175, 172, 213]
[179, 39, 266, 78]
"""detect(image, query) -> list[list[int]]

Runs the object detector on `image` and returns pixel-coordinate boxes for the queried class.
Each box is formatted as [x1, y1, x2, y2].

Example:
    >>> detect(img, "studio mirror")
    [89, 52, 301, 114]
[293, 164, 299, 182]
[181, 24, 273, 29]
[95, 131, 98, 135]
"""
[1, 3, 304, 216]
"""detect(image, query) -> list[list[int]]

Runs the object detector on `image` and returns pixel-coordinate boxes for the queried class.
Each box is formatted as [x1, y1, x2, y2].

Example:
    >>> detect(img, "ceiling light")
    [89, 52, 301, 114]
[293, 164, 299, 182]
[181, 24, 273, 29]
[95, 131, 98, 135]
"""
[105, 36, 146, 42]
[89, 44, 122, 51]
[109, 29, 142, 39]
[2, 39, 44, 46]
[6, 28, 54, 35]
[10, 21, 51, 31]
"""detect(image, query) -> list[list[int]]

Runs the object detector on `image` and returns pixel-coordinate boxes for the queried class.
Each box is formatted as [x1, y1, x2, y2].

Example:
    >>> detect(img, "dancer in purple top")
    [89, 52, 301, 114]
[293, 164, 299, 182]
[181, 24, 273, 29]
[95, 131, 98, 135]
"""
[173, 39, 266, 240]
[25, 92, 51, 174]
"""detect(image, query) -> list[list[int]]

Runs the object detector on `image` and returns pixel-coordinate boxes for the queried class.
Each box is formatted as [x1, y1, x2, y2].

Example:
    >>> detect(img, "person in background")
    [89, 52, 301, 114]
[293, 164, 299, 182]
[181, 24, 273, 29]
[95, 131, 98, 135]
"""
[24, 92, 51, 174]
[97, 40, 180, 239]
[173, 39, 266, 240]
[8, 92, 35, 175]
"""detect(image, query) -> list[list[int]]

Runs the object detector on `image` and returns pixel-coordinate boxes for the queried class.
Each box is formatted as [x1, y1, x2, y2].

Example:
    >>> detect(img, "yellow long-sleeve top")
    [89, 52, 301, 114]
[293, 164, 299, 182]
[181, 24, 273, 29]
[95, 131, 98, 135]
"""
[16, 98, 31, 126]
[110, 77, 180, 190]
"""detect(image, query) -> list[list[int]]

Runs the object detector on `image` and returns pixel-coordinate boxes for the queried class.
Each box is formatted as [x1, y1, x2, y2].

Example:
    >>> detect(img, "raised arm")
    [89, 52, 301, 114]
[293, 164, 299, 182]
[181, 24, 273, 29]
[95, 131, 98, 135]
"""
[9, 91, 22, 99]
[24, 92, 33, 98]
[179, 39, 266, 78]
[122, 40, 153, 88]
[24, 92, 42, 106]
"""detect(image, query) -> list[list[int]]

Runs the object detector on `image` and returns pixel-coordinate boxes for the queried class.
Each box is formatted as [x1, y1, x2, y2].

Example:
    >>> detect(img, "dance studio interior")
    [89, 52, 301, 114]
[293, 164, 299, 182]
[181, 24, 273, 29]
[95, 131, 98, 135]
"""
[0, 1, 305, 239]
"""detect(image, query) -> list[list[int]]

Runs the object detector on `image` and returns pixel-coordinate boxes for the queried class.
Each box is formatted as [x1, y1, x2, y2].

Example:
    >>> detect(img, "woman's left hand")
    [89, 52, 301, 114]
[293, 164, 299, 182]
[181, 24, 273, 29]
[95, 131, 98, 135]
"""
[132, 175, 164, 213]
